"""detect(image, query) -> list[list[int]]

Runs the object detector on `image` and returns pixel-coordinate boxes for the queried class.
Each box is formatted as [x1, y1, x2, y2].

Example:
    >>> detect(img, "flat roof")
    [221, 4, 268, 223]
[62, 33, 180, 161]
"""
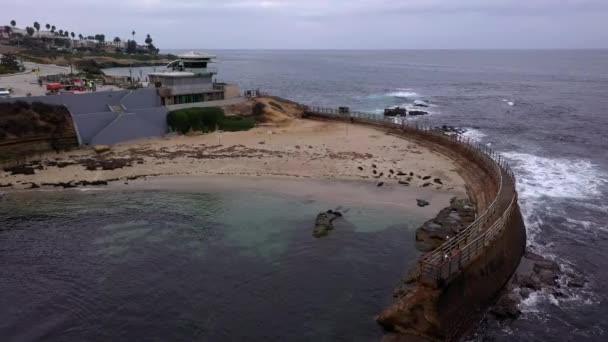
[177, 51, 216, 59]
[148, 72, 196, 77]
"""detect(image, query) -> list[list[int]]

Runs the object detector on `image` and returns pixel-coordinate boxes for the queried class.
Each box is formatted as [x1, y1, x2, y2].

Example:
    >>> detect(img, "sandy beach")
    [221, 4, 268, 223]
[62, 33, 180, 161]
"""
[0, 115, 467, 199]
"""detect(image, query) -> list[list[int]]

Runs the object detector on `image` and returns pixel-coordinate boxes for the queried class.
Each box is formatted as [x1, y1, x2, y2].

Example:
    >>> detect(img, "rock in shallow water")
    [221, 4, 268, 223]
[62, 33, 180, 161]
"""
[490, 294, 521, 319]
[312, 210, 343, 238]
[416, 199, 430, 207]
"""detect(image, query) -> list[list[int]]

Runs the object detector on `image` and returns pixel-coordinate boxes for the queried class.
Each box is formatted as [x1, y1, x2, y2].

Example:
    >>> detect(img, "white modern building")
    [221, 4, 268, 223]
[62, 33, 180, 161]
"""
[148, 52, 240, 107]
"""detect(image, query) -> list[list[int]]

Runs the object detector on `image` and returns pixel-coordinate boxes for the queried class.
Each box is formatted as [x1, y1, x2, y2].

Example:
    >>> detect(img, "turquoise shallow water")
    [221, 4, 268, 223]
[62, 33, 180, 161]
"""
[0, 189, 425, 341]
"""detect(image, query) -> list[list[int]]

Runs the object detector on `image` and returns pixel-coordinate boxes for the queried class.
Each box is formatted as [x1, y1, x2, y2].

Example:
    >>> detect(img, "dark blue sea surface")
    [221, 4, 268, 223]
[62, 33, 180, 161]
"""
[45, 50, 608, 340]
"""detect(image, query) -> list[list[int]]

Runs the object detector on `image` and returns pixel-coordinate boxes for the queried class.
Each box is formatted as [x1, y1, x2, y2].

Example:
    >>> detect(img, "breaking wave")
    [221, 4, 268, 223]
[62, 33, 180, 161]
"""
[386, 88, 419, 98]
[502, 152, 606, 200]
[461, 128, 487, 142]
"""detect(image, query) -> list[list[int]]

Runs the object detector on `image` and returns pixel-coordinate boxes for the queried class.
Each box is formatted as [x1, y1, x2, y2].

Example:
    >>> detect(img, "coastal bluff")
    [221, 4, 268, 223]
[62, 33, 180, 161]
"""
[303, 107, 526, 341]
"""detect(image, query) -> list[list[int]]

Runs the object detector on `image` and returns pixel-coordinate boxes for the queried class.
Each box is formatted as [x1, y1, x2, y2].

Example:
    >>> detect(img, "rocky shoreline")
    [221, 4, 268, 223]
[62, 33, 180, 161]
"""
[414, 197, 476, 252]
[488, 249, 588, 321]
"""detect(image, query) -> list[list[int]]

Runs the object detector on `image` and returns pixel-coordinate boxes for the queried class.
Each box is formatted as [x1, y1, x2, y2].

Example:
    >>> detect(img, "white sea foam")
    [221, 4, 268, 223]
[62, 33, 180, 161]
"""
[461, 128, 487, 142]
[502, 152, 607, 200]
[503, 151, 606, 313]
[386, 88, 419, 98]
[507, 101, 515, 106]
[506, 152, 608, 248]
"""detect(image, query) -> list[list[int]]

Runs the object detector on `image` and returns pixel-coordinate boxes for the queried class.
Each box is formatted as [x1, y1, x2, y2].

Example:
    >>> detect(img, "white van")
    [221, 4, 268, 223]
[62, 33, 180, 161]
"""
[0, 87, 11, 97]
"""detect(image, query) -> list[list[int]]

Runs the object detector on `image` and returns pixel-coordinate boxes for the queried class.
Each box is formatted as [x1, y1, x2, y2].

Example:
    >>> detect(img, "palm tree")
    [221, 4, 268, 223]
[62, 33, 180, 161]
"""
[33, 22, 40, 37]
[71, 32, 75, 39]
[26, 27, 35, 36]
[114, 37, 121, 43]
[59, 29, 63, 36]
[78, 34, 83, 40]
[51, 25, 56, 33]
[46, 23, 50, 30]
[10, 20, 16, 27]
[131, 30, 135, 41]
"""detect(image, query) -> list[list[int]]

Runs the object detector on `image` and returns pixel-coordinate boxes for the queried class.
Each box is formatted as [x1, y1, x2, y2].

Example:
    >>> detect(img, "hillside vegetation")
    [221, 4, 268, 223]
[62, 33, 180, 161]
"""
[0, 101, 78, 162]
[167, 107, 256, 134]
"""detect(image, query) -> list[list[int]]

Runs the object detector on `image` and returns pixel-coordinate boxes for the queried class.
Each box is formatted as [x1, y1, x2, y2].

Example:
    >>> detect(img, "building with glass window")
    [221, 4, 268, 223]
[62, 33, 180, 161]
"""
[148, 52, 240, 107]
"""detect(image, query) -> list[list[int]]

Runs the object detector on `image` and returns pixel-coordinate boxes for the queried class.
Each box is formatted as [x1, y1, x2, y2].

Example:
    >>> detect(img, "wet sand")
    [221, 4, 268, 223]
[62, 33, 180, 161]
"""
[107, 174, 458, 213]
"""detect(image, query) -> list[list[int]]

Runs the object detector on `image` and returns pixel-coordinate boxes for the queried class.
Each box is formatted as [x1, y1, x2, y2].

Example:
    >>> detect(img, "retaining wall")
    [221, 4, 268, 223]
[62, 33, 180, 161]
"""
[303, 107, 526, 340]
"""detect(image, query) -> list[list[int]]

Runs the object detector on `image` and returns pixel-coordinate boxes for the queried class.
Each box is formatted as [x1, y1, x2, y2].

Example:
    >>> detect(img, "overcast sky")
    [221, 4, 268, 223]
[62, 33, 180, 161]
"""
[3, 0, 608, 49]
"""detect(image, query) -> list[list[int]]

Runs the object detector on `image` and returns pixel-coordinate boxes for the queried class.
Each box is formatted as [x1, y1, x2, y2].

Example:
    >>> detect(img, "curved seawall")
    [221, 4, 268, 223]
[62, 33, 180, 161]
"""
[303, 107, 526, 341]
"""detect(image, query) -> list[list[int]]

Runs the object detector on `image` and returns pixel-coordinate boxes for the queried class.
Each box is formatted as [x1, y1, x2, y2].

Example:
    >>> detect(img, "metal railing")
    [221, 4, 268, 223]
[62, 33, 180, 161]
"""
[303, 106, 518, 286]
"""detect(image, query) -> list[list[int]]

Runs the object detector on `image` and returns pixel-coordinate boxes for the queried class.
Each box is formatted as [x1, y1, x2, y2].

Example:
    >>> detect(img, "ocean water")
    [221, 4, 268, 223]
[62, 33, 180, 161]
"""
[0, 189, 423, 341]
[63, 50, 608, 340]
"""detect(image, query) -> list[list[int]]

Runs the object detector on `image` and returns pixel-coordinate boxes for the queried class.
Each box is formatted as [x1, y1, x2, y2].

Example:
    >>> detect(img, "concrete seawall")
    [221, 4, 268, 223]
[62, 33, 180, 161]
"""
[302, 108, 526, 340]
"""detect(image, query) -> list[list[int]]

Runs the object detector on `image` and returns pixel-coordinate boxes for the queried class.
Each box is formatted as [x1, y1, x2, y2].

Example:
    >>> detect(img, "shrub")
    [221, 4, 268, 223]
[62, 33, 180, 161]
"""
[252, 102, 266, 116]
[220, 116, 256, 132]
[167, 110, 190, 134]
[167, 107, 255, 134]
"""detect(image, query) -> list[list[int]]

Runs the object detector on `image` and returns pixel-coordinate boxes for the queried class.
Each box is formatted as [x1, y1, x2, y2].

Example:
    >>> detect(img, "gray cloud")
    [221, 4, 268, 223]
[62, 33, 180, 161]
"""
[2, 0, 607, 48]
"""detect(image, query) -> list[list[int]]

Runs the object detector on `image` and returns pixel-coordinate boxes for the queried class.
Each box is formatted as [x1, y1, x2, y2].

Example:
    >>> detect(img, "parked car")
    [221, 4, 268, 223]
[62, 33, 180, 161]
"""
[0, 87, 11, 97]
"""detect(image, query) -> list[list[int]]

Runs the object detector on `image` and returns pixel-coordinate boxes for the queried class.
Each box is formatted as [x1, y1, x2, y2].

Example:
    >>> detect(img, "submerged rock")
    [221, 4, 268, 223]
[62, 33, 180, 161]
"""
[408, 110, 429, 116]
[416, 199, 430, 207]
[313, 210, 343, 238]
[490, 294, 521, 319]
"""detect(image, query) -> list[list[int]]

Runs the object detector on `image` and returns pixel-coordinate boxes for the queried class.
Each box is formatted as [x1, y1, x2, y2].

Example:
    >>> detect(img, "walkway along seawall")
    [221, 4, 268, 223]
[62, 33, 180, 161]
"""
[303, 107, 526, 341]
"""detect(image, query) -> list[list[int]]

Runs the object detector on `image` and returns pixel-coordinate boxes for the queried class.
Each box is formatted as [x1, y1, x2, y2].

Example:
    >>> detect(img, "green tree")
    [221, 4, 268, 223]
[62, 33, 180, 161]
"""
[51, 25, 56, 33]
[71, 32, 75, 39]
[131, 30, 135, 41]
[0, 54, 20, 72]
[78, 33, 83, 40]
[45, 23, 50, 30]
[126, 39, 137, 54]
[113, 36, 121, 43]
[58, 29, 63, 36]
[145, 34, 152, 45]
[33, 22, 40, 35]
[10, 20, 16, 27]
[26, 26, 35, 36]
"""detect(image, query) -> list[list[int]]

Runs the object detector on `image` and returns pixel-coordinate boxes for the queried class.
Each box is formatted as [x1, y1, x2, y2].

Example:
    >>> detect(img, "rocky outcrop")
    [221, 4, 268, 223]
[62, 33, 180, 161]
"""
[434, 125, 467, 135]
[416, 199, 430, 208]
[313, 210, 343, 238]
[93, 145, 111, 154]
[489, 249, 588, 322]
[377, 286, 443, 340]
[415, 198, 475, 252]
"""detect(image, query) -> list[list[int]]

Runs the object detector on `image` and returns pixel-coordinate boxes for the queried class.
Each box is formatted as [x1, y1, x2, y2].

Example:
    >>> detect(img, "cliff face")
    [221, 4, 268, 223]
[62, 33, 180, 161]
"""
[0, 101, 78, 165]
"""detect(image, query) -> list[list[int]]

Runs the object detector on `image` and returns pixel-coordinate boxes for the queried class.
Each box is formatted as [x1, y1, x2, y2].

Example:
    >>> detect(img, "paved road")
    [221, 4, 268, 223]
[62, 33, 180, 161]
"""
[0, 61, 71, 97]
[0, 61, 119, 97]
